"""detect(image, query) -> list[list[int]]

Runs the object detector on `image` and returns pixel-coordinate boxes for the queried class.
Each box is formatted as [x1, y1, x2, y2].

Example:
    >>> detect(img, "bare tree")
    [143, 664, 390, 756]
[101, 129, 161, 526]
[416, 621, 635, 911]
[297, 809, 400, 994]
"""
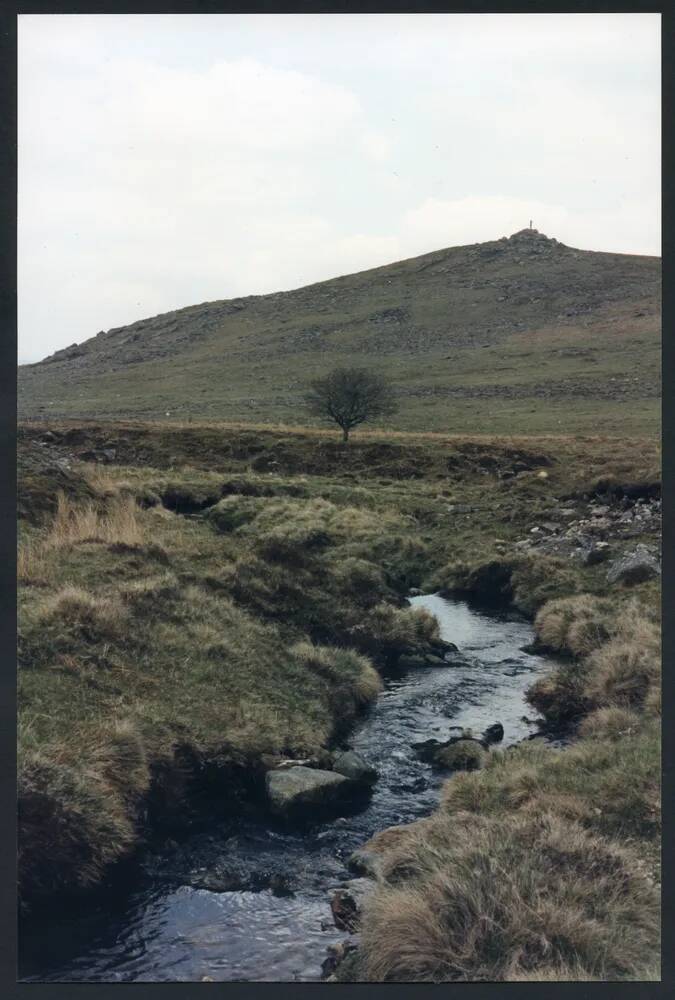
[305, 366, 398, 442]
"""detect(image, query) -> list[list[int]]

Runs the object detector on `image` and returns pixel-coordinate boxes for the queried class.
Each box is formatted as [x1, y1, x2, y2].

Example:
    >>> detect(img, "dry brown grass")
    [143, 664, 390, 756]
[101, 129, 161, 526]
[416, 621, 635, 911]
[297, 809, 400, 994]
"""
[290, 640, 382, 716]
[18, 717, 152, 904]
[528, 595, 660, 723]
[433, 740, 487, 772]
[17, 541, 53, 587]
[48, 491, 145, 548]
[37, 585, 130, 642]
[79, 463, 120, 495]
[585, 631, 660, 712]
[440, 724, 660, 844]
[577, 707, 642, 741]
[535, 594, 615, 656]
[349, 602, 440, 658]
[358, 811, 659, 982]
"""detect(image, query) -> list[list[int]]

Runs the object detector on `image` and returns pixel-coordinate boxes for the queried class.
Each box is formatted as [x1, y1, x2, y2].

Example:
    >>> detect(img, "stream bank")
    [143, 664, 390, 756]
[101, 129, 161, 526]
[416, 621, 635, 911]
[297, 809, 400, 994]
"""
[20, 594, 560, 983]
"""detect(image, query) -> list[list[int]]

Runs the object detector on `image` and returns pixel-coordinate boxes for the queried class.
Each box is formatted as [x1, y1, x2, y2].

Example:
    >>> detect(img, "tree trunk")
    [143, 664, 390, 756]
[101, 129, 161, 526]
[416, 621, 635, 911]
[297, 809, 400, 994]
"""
[341, 426, 349, 443]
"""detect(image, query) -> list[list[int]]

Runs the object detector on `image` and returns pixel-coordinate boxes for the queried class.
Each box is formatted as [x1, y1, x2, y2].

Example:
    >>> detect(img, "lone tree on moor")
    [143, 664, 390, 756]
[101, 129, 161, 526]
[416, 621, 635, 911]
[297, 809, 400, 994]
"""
[305, 366, 398, 442]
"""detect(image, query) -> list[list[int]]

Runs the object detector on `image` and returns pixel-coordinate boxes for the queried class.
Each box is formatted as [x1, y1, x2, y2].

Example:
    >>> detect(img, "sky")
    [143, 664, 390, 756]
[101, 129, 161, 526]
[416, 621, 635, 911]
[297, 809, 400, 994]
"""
[18, 13, 661, 364]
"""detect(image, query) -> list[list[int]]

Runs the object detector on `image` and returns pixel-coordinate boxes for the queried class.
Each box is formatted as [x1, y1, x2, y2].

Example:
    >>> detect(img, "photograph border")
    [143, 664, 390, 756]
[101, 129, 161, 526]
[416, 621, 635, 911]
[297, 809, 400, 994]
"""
[2, 2, 671, 996]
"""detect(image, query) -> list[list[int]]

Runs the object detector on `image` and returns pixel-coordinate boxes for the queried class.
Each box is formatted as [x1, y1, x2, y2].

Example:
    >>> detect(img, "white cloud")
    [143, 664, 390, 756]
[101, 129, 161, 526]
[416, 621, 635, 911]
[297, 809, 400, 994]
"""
[362, 132, 392, 163]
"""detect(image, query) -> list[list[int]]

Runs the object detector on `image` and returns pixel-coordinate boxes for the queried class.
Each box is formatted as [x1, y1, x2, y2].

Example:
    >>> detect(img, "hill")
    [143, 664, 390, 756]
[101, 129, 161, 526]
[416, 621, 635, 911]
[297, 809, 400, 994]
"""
[18, 229, 661, 435]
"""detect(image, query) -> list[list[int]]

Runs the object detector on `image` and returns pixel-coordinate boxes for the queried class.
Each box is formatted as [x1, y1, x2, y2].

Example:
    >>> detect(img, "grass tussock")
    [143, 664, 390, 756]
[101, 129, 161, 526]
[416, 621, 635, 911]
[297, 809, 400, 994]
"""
[535, 594, 622, 657]
[441, 723, 660, 843]
[585, 630, 660, 711]
[528, 596, 660, 724]
[348, 603, 440, 658]
[358, 811, 659, 982]
[38, 586, 130, 643]
[577, 707, 642, 742]
[18, 718, 152, 904]
[433, 740, 487, 772]
[17, 540, 54, 587]
[49, 491, 145, 549]
[291, 641, 382, 726]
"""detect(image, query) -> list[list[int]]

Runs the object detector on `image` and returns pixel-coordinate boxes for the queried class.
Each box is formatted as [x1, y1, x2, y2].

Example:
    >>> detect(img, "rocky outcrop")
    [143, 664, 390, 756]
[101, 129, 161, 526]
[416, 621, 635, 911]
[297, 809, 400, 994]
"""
[606, 545, 661, 585]
[511, 495, 661, 569]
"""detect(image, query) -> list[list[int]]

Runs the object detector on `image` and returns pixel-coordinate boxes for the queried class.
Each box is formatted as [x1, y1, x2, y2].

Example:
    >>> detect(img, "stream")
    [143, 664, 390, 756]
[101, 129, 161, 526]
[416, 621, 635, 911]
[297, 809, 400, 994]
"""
[19, 594, 560, 983]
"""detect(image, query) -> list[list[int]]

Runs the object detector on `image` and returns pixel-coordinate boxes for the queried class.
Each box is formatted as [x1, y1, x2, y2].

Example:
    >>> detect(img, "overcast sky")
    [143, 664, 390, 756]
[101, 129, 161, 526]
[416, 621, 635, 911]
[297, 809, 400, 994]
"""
[18, 12, 661, 363]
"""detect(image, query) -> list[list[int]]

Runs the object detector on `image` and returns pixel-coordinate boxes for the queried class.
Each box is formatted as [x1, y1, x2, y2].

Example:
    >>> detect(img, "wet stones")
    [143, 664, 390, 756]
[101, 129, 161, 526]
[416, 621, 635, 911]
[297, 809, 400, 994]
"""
[265, 767, 351, 818]
[482, 722, 504, 744]
[333, 751, 378, 787]
[412, 722, 501, 770]
[265, 752, 379, 818]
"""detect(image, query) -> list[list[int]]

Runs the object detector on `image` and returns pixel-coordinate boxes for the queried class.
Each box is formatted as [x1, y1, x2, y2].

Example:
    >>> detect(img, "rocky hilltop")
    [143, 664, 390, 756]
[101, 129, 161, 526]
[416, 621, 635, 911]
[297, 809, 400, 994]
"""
[19, 229, 661, 434]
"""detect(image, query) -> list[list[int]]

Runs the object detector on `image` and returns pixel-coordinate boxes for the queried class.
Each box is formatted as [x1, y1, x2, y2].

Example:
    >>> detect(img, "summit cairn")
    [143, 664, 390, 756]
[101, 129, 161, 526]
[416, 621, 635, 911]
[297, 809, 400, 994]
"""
[505, 227, 561, 257]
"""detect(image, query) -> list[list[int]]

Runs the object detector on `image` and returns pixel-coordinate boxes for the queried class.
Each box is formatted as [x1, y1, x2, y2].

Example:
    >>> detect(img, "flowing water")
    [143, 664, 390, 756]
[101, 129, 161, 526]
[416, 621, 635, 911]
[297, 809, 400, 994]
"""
[20, 594, 560, 983]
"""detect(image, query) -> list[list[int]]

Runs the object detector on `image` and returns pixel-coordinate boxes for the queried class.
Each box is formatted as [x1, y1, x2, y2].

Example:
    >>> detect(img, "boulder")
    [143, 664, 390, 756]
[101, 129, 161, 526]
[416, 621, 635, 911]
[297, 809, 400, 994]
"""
[580, 541, 611, 566]
[333, 751, 378, 786]
[606, 545, 661, 586]
[482, 722, 504, 744]
[411, 737, 446, 762]
[412, 728, 476, 762]
[265, 766, 350, 817]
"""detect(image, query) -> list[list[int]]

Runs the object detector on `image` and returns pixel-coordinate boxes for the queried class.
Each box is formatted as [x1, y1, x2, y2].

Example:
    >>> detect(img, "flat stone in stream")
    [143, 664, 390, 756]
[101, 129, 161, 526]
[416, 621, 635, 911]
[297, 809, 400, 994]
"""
[265, 766, 352, 817]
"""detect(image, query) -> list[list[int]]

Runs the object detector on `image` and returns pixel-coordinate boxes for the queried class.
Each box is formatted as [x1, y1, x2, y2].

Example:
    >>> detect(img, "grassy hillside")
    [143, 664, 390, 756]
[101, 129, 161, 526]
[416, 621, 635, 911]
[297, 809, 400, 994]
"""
[18, 229, 660, 434]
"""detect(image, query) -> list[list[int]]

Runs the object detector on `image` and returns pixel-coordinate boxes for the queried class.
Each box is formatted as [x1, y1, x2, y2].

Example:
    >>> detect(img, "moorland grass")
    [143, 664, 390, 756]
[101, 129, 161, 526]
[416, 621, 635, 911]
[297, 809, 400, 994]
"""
[356, 810, 659, 982]
[17, 421, 661, 981]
